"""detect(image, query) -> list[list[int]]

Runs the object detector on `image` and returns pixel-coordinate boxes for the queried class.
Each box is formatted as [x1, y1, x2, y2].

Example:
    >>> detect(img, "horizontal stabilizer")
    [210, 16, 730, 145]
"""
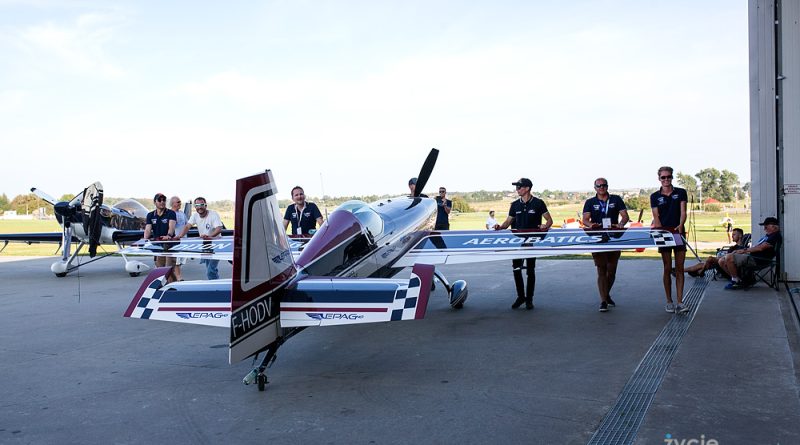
[280, 263, 435, 328]
[123, 267, 231, 328]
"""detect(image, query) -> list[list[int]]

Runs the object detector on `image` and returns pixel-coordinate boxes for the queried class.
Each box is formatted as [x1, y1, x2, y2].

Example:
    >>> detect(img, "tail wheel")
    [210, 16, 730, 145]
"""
[257, 374, 267, 391]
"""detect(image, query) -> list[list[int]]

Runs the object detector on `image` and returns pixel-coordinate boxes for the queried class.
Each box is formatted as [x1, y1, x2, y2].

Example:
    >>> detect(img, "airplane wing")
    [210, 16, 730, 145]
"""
[392, 227, 680, 267]
[124, 264, 434, 329]
[0, 232, 69, 244]
[118, 235, 310, 261]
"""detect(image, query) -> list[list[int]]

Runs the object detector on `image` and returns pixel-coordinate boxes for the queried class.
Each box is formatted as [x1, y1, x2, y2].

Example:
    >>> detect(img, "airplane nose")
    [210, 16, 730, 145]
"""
[54, 201, 77, 218]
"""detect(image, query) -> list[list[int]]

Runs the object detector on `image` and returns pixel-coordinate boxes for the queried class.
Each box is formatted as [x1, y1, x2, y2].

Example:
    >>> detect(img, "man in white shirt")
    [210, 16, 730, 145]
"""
[177, 196, 223, 279]
[169, 196, 188, 281]
[485, 210, 498, 230]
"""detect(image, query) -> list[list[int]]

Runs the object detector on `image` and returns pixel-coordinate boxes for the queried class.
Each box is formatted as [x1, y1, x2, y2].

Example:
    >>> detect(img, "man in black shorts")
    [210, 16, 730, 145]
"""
[582, 177, 629, 312]
[495, 177, 553, 310]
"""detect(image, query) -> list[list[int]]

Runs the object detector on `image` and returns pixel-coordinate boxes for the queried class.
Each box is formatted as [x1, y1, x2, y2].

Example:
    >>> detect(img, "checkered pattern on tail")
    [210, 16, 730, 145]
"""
[124, 268, 171, 320]
[650, 231, 675, 246]
[130, 277, 168, 319]
[390, 274, 422, 321]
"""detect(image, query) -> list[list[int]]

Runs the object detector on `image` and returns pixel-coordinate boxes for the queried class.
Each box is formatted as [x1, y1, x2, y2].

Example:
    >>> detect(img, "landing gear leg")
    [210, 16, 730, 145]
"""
[434, 269, 468, 309]
[242, 342, 280, 392]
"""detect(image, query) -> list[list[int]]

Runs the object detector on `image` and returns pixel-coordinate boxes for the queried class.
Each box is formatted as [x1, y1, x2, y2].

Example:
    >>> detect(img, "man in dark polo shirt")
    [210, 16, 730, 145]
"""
[434, 186, 452, 230]
[582, 177, 629, 312]
[143, 193, 177, 269]
[718, 217, 782, 289]
[283, 186, 324, 236]
[495, 177, 553, 310]
[650, 166, 689, 314]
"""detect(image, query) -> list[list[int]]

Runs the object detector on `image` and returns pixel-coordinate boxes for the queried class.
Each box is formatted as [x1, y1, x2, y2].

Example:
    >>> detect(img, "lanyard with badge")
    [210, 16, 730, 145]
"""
[294, 204, 305, 235]
[599, 198, 612, 228]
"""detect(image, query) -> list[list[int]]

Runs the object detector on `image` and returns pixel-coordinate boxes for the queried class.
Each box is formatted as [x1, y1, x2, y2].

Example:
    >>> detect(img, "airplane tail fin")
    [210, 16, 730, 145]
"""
[229, 170, 297, 363]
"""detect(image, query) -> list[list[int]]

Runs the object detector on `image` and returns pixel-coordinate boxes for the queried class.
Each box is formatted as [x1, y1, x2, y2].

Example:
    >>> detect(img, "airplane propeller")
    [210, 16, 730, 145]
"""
[81, 182, 104, 258]
[413, 148, 439, 197]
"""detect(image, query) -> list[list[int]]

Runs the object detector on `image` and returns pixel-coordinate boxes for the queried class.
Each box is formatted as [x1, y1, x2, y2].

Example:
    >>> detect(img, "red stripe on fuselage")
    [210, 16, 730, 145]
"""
[281, 307, 388, 312]
[157, 307, 230, 311]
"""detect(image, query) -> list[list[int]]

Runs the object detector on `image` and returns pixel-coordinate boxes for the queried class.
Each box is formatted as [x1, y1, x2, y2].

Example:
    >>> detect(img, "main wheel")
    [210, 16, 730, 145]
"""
[257, 374, 267, 391]
[129, 272, 141, 277]
[55, 272, 67, 278]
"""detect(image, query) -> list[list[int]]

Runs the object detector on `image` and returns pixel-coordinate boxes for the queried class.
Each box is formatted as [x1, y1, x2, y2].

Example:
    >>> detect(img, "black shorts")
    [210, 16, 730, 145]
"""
[659, 245, 687, 253]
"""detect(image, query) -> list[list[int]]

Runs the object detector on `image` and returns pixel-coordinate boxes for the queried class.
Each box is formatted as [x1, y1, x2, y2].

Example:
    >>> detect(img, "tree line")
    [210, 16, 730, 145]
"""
[0, 168, 749, 216]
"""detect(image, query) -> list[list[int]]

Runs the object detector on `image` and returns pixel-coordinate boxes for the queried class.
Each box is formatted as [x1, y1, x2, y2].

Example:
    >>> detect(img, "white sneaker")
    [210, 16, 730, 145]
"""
[676, 303, 690, 314]
[665, 303, 676, 313]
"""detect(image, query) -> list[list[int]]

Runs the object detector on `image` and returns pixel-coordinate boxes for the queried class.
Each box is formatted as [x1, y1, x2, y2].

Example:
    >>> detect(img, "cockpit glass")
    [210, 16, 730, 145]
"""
[113, 199, 149, 219]
[336, 200, 384, 237]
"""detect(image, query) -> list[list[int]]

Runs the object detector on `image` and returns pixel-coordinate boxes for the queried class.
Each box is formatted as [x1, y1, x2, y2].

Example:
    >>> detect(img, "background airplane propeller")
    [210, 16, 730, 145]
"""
[81, 183, 103, 257]
[413, 148, 439, 197]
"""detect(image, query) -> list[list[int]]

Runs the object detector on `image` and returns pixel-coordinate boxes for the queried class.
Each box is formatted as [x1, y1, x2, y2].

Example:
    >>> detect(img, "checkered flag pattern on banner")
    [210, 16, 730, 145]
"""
[650, 231, 675, 246]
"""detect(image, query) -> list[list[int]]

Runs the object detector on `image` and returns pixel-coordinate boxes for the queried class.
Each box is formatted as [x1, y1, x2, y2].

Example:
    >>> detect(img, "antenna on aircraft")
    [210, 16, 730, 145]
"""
[320, 172, 328, 219]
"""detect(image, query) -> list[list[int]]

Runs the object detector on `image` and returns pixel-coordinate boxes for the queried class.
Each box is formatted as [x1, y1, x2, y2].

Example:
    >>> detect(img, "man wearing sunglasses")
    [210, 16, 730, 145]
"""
[144, 193, 177, 269]
[434, 187, 452, 230]
[650, 166, 689, 314]
[178, 197, 223, 280]
[582, 178, 629, 312]
[495, 177, 553, 310]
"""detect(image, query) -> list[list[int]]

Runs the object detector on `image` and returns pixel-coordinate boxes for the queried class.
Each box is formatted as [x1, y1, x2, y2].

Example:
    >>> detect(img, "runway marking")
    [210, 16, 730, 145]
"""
[587, 271, 712, 445]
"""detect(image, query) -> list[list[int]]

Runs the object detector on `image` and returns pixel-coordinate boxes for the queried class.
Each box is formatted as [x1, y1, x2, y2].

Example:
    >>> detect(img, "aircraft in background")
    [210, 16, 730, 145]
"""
[121, 149, 681, 391]
[0, 182, 233, 277]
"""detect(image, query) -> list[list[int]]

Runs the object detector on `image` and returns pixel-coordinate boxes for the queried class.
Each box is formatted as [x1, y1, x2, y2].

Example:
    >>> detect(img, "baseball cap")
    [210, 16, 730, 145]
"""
[758, 216, 779, 226]
[408, 177, 418, 186]
[153, 193, 166, 201]
[511, 178, 533, 188]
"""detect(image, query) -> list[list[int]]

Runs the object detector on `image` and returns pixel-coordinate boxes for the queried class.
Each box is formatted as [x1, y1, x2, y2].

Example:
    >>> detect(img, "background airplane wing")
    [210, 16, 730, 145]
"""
[118, 234, 309, 261]
[0, 232, 70, 244]
[392, 227, 681, 267]
[112, 228, 235, 243]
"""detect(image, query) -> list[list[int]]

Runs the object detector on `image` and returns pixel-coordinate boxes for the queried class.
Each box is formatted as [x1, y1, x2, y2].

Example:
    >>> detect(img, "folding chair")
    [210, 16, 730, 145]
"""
[740, 238, 781, 290]
[712, 233, 751, 282]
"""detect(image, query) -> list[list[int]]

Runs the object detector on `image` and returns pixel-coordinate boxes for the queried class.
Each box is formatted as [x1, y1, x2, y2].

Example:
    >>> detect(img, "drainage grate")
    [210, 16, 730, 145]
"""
[587, 272, 712, 445]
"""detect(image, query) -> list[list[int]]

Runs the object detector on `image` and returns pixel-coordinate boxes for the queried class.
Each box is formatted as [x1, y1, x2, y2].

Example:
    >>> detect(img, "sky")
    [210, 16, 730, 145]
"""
[0, 0, 750, 202]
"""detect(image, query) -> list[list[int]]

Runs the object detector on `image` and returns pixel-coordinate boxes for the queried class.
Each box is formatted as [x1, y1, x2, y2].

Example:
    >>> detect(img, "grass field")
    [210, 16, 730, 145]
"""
[1, 204, 752, 259]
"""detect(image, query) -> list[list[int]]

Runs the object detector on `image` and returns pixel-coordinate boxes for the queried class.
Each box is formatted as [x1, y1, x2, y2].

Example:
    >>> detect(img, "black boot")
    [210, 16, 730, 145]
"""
[525, 296, 534, 310]
[511, 296, 525, 309]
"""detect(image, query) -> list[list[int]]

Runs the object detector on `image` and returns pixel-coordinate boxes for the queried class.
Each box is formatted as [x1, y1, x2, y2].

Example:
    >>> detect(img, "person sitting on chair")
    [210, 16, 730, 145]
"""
[717, 217, 782, 289]
[685, 227, 746, 277]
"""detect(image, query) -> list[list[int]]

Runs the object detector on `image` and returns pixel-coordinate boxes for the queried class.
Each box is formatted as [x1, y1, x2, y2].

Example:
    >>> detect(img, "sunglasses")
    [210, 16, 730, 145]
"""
[660, 175, 673, 180]
[515, 185, 527, 190]
[155, 197, 166, 202]
[194, 203, 206, 207]
[594, 183, 608, 188]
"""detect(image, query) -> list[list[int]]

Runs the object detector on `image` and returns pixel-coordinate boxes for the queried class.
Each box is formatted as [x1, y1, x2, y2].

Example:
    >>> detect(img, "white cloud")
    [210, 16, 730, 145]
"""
[19, 12, 126, 79]
[0, 90, 29, 113]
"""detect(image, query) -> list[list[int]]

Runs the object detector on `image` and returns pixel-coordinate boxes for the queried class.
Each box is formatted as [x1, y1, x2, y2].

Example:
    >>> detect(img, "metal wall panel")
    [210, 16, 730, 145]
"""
[748, 0, 777, 229]
[749, 0, 799, 281]
[779, 0, 800, 280]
